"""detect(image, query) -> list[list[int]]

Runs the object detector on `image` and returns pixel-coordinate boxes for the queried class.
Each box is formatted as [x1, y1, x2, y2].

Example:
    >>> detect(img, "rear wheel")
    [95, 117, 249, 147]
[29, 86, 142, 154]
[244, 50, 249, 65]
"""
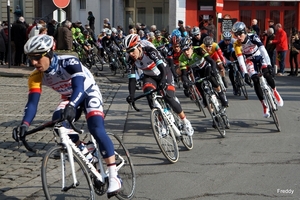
[150, 108, 179, 163]
[41, 145, 95, 200]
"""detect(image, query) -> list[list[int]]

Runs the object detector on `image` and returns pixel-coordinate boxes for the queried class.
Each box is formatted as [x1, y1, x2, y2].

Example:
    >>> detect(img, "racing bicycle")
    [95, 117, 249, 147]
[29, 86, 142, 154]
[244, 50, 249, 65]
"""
[230, 60, 250, 99]
[129, 88, 193, 163]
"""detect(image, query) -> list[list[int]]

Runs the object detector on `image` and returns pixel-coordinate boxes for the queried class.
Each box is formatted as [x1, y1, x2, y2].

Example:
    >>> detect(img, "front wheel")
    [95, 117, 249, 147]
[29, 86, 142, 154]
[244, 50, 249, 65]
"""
[264, 90, 281, 132]
[190, 85, 206, 118]
[106, 133, 136, 200]
[236, 71, 248, 100]
[41, 145, 95, 200]
[150, 108, 179, 163]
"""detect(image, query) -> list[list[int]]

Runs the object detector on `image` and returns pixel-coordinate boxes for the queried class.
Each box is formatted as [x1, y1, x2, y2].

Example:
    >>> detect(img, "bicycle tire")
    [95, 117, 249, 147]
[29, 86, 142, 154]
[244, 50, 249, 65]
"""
[205, 94, 226, 138]
[236, 71, 248, 99]
[94, 54, 104, 71]
[216, 73, 226, 93]
[264, 90, 281, 132]
[190, 85, 207, 118]
[106, 133, 136, 200]
[41, 145, 95, 200]
[150, 108, 179, 163]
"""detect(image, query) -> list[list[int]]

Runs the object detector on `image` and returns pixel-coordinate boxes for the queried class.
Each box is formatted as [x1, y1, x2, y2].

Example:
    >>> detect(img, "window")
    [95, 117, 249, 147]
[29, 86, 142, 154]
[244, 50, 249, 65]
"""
[125, 0, 134, 7]
[153, 7, 162, 30]
[284, 10, 296, 37]
[254, 2, 267, 6]
[270, 2, 282, 6]
[240, 2, 252, 6]
[80, 0, 86, 9]
[137, 7, 146, 24]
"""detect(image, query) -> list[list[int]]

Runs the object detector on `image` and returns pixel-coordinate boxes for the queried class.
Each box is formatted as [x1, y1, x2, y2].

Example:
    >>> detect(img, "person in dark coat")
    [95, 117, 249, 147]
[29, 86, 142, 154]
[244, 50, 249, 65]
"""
[87, 11, 95, 32]
[47, 19, 57, 37]
[55, 20, 73, 50]
[11, 16, 27, 66]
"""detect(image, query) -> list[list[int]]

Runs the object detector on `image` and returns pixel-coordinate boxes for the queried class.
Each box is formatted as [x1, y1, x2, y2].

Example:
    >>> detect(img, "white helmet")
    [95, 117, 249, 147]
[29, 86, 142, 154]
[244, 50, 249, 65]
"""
[191, 26, 200, 36]
[111, 27, 117, 34]
[24, 35, 54, 54]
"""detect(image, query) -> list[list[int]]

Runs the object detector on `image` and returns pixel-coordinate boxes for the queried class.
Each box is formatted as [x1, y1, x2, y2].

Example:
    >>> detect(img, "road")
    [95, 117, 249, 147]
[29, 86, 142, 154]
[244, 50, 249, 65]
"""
[0, 65, 299, 200]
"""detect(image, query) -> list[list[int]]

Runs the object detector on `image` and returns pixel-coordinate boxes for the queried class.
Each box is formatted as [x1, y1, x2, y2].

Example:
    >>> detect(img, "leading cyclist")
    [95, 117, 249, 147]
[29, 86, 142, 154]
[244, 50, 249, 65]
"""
[12, 35, 121, 198]
[124, 34, 194, 136]
[231, 21, 284, 118]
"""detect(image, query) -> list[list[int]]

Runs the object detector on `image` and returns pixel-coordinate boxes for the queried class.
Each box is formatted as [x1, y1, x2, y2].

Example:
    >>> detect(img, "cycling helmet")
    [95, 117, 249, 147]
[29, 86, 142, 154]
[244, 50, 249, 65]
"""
[24, 34, 54, 54]
[106, 29, 112, 35]
[172, 35, 181, 45]
[83, 30, 90, 36]
[191, 26, 200, 36]
[203, 36, 214, 46]
[231, 21, 246, 34]
[222, 31, 232, 40]
[111, 27, 117, 34]
[123, 34, 140, 50]
[180, 37, 192, 51]
[155, 30, 161, 36]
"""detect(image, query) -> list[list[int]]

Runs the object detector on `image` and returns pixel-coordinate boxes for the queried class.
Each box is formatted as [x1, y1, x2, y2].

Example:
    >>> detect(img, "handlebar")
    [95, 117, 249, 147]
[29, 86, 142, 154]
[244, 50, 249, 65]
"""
[20, 110, 84, 152]
[129, 88, 161, 112]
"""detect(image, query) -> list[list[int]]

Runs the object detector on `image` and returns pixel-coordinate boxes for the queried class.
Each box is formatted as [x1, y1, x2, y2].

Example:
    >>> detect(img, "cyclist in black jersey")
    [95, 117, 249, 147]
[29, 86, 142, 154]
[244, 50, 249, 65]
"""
[232, 21, 283, 118]
[124, 34, 194, 136]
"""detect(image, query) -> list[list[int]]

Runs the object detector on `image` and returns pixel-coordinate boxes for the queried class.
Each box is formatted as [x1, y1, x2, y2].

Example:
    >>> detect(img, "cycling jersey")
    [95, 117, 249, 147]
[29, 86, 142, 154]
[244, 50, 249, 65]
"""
[218, 40, 237, 61]
[23, 54, 101, 125]
[101, 35, 121, 53]
[200, 42, 226, 64]
[233, 33, 271, 75]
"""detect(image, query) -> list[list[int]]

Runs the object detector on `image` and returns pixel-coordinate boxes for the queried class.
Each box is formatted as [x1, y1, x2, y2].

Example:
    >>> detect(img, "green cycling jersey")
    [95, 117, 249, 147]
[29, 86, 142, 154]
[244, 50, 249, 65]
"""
[179, 46, 210, 70]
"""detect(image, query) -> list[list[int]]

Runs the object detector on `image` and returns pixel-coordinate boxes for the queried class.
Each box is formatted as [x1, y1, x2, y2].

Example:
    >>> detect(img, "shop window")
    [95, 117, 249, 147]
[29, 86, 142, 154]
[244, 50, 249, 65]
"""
[137, 7, 146, 24]
[256, 10, 266, 35]
[80, 0, 86, 9]
[240, 10, 251, 28]
[270, 2, 282, 6]
[239, 2, 252, 6]
[284, 10, 296, 37]
[254, 2, 267, 6]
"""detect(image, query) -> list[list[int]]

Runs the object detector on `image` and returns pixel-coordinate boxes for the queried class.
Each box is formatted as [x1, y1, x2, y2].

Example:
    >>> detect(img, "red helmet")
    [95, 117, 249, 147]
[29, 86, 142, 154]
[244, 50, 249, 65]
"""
[123, 34, 140, 49]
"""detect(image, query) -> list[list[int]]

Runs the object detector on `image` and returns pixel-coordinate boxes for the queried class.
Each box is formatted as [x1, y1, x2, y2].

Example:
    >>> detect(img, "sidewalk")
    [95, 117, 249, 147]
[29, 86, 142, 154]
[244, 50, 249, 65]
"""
[0, 64, 33, 77]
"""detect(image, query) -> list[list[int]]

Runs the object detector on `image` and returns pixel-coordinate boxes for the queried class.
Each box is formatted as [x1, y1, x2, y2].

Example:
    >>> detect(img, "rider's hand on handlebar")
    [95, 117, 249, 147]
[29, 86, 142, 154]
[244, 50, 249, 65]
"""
[159, 78, 167, 90]
[64, 104, 76, 123]
[12, 123, 29, 142]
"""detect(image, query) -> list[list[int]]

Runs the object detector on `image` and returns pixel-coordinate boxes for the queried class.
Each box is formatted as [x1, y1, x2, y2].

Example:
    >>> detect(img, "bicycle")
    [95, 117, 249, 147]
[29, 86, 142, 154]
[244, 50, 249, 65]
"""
[258, 71, 281, 132]
[186, 67, 206, 118]
[16, 115, 136, 199]
[129, 88, 193, 163]
[230, 60, 250, 99]
[196, 77, 230, 138]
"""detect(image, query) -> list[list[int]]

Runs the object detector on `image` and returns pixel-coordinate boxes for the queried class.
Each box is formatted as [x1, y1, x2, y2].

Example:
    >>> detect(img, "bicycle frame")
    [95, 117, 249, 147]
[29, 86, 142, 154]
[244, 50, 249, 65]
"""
[259, 74, 277, 110]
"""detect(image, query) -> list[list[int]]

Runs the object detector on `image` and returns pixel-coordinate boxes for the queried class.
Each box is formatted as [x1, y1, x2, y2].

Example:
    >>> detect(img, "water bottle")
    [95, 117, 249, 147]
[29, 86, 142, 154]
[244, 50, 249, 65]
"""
[164, 107, 175, 123]
[78, 142, 94, 163]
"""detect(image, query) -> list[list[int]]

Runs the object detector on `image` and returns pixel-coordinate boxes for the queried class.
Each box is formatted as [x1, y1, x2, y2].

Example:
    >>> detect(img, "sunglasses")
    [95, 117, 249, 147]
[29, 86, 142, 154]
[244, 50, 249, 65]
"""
[194, 34, 200, 36]
[234, 31, 245, 37]
[28, 52, 47, 61]
[126, 47, 136, 53]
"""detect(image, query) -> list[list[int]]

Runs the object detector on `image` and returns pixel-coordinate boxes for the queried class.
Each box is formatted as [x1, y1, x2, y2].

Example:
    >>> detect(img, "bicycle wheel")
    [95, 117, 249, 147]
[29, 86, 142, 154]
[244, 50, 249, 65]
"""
[264, 90, 281, 132]
[205, 94, 226, 138]
[190, 86, 207, 118]
[41, 145, 95, 200]
[236, 71, 248, 99]
[94, 54, 104, 71]
[106, 133, 136, 200]
[150, 108, 179, 163]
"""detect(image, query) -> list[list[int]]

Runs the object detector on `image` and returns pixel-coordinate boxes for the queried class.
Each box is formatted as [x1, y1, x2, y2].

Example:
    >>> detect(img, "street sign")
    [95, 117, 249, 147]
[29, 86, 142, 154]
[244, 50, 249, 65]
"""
[53, 9, 66, 23]
[53, 0, 70, 9]
[216, 0, 224, 13]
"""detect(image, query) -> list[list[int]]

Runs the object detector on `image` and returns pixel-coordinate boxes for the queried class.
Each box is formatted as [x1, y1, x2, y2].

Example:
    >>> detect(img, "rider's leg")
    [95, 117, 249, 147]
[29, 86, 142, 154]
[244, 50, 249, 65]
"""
[210, 76, 228, 107]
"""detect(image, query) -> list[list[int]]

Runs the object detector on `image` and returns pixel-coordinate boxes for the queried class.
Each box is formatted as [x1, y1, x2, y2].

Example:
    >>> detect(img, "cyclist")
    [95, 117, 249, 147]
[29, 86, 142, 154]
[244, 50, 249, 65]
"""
[179, 37, 229, 110]
[166, 35, 182, 84]
[12, 35, 122, 198]
[191, 26, 203, 47]
[124, 34, 194, 136]
[200, 36, 229, 88]
[218, 31, 241, 95]
[152, 30, 169, 48]
[231, 21, 284, 118]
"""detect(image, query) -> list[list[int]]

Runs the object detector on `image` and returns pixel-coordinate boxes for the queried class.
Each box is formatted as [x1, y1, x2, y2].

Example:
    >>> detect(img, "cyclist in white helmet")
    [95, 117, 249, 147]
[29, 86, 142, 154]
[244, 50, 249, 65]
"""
[13, 34, 122, 198]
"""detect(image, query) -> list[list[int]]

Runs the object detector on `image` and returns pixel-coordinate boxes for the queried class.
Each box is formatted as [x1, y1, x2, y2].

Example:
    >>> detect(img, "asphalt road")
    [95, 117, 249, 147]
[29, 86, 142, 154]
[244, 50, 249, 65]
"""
[0, 65, 299, 200]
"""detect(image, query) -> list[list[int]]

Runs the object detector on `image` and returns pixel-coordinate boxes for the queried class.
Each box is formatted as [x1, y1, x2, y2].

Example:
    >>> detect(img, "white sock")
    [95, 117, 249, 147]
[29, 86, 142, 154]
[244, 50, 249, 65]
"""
[108, 163, 118, 178]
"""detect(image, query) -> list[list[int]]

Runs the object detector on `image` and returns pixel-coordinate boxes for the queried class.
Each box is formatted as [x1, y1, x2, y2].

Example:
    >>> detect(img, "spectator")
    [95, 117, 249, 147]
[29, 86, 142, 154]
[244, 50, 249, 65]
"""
[0, 21, 8, 65]
[268, 20, 275, 33]
[200, 26, 209, 43]
[178, 20, 187, 37]
[147, 32, 155, 43]
[185, 25, 192, 37]
[150, 25, 157, 33]
[288, 27, 299, 76]
[206, 17, 216, 41]
[85, 24, 97, 42]
[28, 19, 46, 38]
[55, 20, 73, 50]
[47, 19, 57, 37]
[103, 18, 111, 29]
[11, 16, 27, 66]
[138, 30, 146, 40]
[87, 11, 95, 32]
[140, 23, 150, 34]
[13, 5, 22, 20]
[39, 27, 48, 34]
[251, 19, 260, 36]
[270, 23, 288, 76]
[265, 28, 276, 69]
[74, 21, 85, 33]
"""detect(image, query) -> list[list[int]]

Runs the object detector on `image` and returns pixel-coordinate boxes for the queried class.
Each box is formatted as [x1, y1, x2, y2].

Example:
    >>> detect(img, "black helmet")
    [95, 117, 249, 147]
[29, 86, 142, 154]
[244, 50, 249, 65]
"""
[180, 37, 192, 51]
[203, 36, 214, 46]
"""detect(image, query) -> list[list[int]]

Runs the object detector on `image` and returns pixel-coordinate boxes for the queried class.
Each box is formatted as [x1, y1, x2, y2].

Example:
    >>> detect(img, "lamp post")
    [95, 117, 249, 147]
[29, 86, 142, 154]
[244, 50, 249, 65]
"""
[7, 0, 11, 68]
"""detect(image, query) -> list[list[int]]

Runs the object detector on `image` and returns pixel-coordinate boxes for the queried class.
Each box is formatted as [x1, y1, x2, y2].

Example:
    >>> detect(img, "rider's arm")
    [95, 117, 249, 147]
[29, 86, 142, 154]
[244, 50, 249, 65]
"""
[194, 46, 217, 73]
[233, 41, 248, 75]
[179, 55, 189, 83]
[21, 71, 43, 126]
[215, 44, 226, 64]
[64, 58, 87, 108]
[146, 46, 167, 79]
[252, 35, 272, 66]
